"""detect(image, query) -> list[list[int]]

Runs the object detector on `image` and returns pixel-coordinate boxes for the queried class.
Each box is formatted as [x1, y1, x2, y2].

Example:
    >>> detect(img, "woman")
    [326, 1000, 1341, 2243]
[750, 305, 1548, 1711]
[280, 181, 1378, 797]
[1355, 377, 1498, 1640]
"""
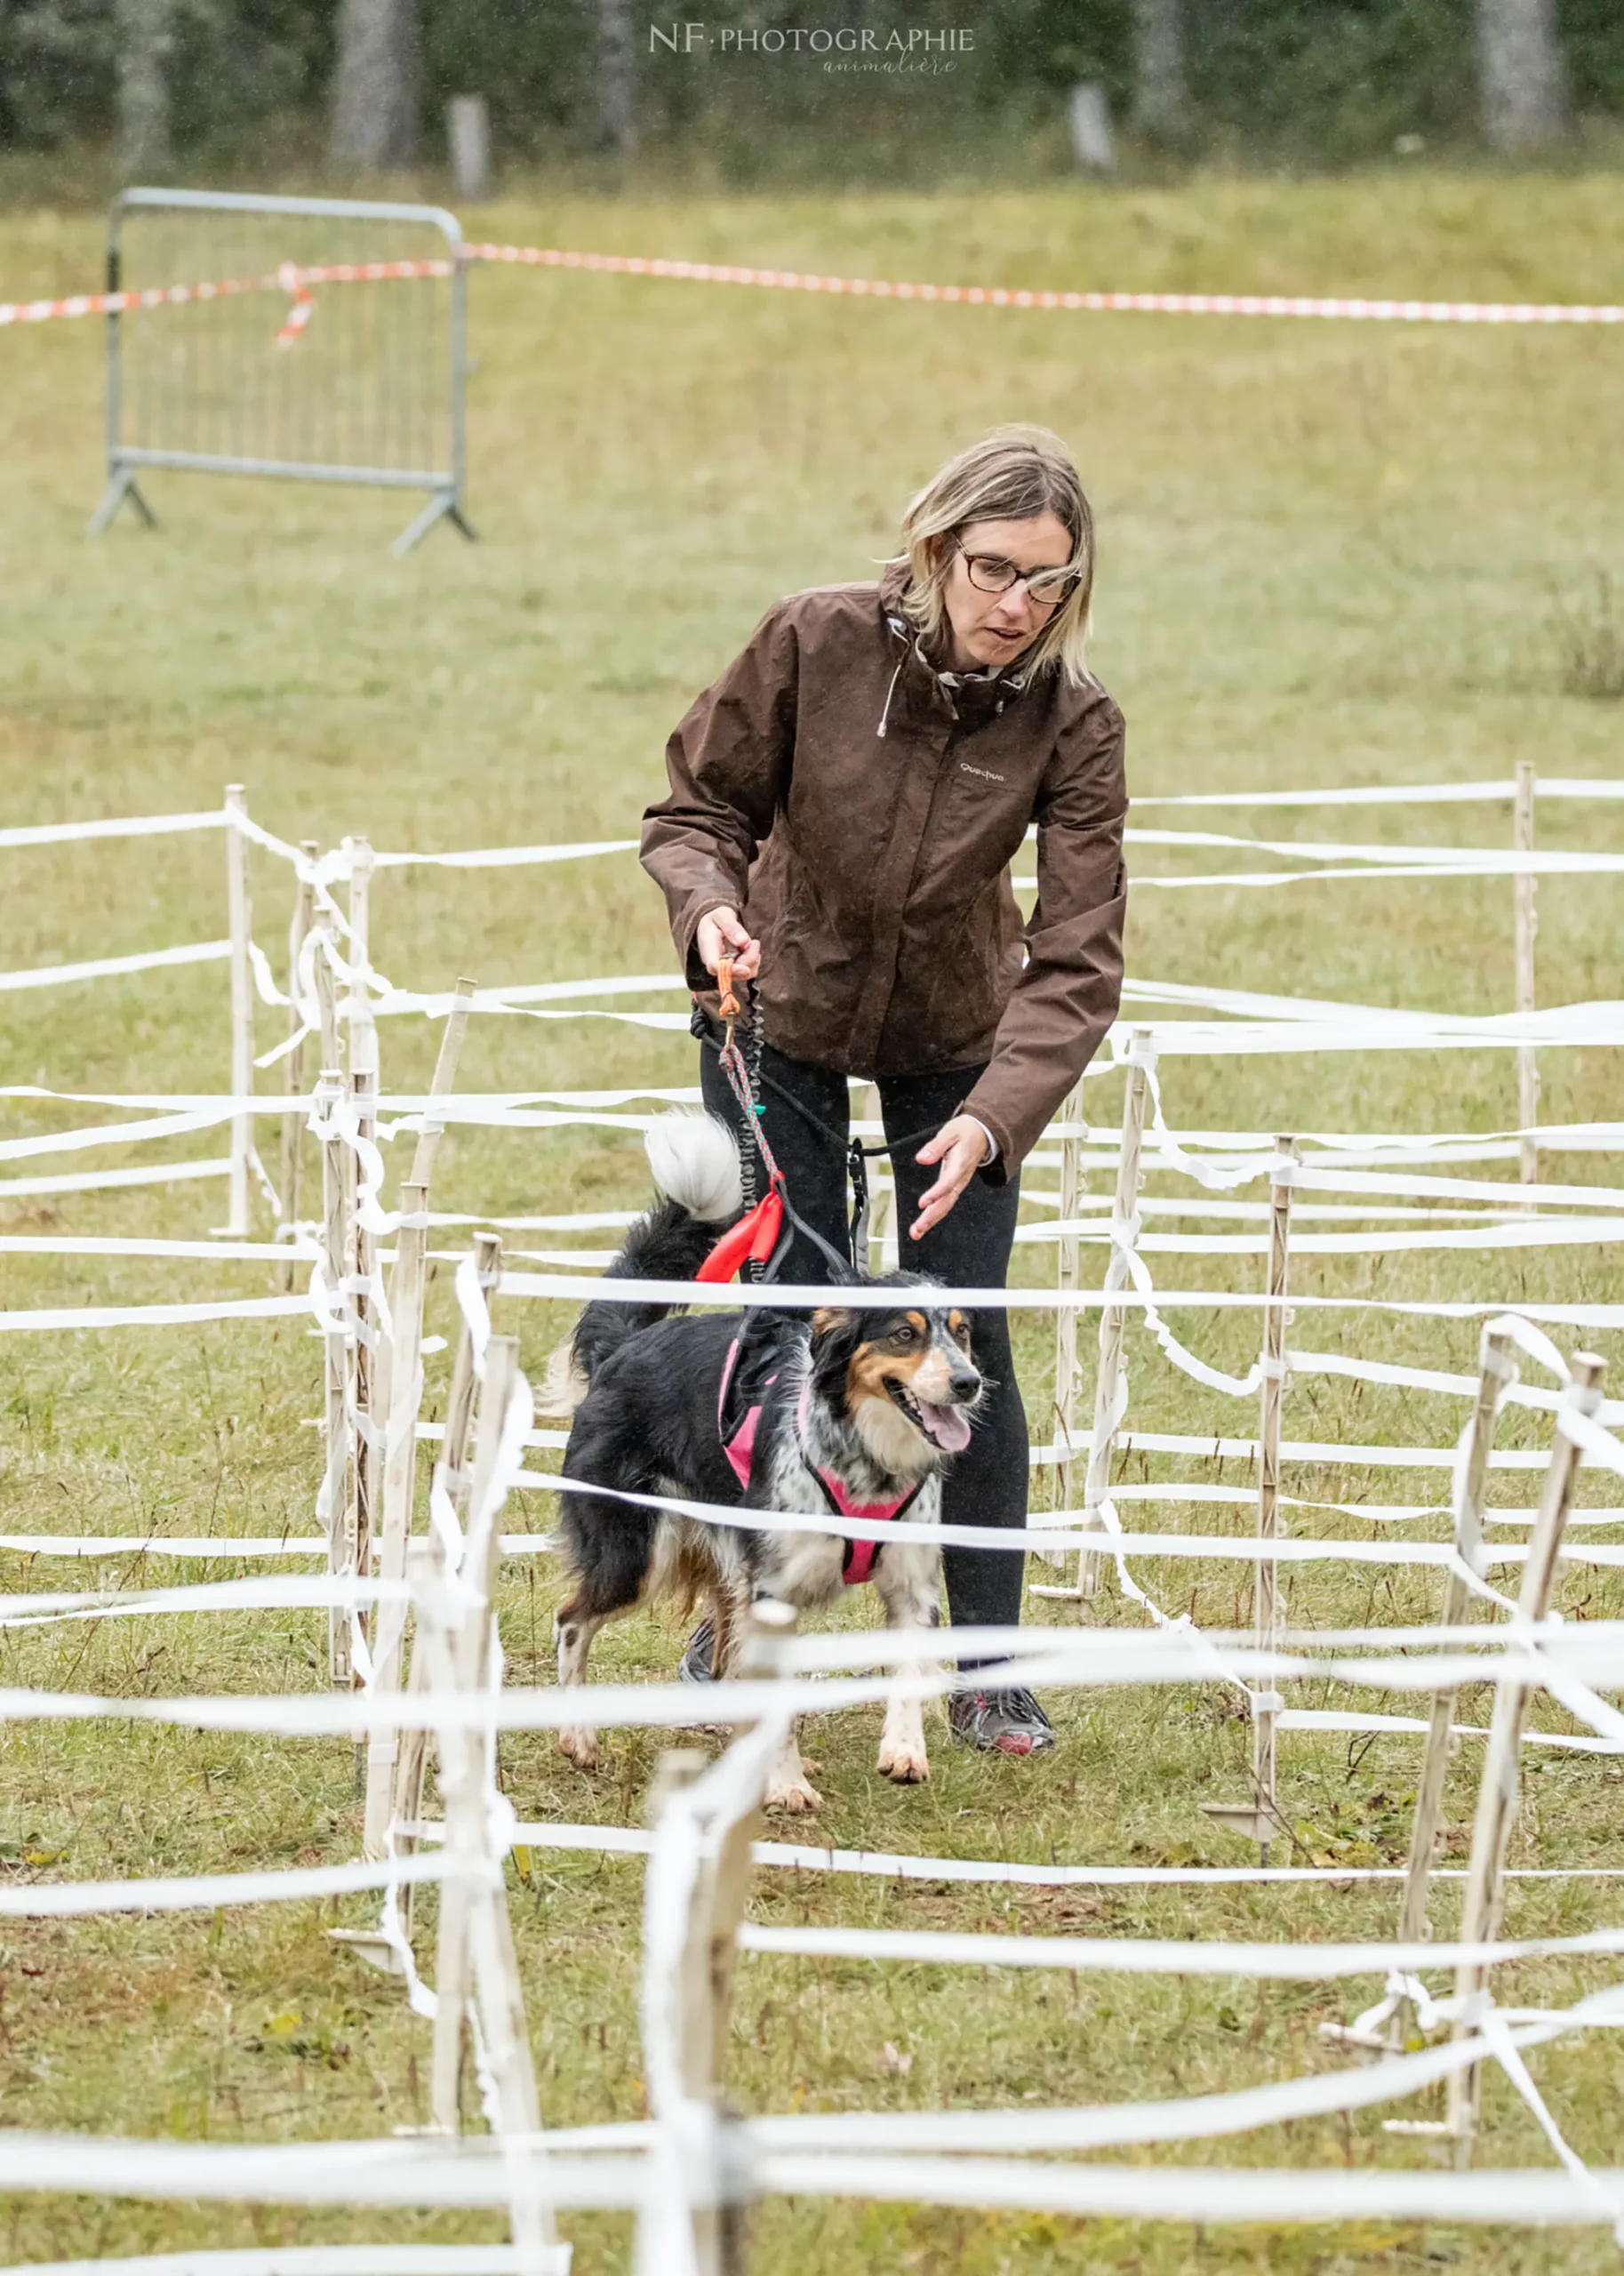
[641, 424, 1127, 1757]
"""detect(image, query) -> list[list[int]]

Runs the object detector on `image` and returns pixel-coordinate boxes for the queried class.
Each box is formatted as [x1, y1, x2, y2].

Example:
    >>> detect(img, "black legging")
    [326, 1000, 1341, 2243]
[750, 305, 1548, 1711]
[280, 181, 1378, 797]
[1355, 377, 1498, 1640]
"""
[698, 1016, 1028, 1639]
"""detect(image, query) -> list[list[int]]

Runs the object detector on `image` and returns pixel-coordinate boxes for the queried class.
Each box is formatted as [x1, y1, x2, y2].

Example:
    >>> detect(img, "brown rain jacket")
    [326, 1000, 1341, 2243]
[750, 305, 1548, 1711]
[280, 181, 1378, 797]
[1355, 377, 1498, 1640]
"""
[641, 562, 1127, 1177]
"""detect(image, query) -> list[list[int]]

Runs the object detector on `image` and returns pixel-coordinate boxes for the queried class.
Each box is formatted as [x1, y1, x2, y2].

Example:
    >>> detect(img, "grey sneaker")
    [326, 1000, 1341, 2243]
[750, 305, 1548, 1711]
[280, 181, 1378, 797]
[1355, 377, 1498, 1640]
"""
[678, 1616, 716, 1685]
[948, 1684, 1055, 1756]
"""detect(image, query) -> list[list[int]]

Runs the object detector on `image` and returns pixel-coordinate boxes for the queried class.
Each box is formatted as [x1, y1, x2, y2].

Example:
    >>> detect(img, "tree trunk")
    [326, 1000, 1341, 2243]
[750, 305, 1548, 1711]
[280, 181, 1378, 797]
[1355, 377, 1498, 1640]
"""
[1132, 0, 1186, 138]
[596, 0, 637, 156]
[1476, 0, 1569, 151]
[116, 0, 174, 176]
[329, 0, 419, 171]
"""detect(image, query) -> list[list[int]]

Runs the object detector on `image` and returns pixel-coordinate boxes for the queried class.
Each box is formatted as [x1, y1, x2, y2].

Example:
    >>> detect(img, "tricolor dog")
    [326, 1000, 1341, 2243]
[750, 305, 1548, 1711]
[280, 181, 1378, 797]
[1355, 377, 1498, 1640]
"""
[553, 1114, 984, 1811]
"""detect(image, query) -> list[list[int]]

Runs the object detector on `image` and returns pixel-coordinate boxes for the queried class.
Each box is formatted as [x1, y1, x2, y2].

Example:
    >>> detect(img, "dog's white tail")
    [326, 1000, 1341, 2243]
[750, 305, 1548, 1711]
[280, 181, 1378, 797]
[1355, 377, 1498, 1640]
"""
[644, 1111, 743, 1224]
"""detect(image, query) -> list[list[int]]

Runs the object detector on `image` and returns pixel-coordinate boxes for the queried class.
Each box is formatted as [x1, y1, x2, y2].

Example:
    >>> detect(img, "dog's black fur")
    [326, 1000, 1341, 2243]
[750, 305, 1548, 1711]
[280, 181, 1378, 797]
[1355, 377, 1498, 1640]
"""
[551, 1113, 983, 1807]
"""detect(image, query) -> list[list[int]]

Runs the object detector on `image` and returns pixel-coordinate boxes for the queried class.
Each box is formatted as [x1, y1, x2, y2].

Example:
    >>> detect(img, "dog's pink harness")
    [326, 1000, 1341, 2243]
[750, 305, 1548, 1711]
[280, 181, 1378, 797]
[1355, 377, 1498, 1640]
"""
[717, 1337, 924, 1585]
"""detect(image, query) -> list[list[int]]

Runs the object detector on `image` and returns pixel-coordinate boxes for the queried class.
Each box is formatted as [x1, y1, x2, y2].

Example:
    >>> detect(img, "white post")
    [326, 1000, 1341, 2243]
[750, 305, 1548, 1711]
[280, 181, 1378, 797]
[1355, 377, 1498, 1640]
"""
[279, 852, 317, 1290]
[410, 1426, 556, 2268]
[1078, 1040, 1151, 1601]
[432, 1333, 521, 2135]
[636, 1600, 791, 2276]
[343, 833, 379, 1089]
[348, 1066, 379, 1640]
[316, 1069, 354, 1687]
[1391, 1327, 1516, 2030]
[1205, 1134, 1297, 1858]
[363, 1179, 430, 1861]
[1447, 1350, 1604, 2165]
[224, 784, 254, 1236]
[1514, 761, 1539, 1189]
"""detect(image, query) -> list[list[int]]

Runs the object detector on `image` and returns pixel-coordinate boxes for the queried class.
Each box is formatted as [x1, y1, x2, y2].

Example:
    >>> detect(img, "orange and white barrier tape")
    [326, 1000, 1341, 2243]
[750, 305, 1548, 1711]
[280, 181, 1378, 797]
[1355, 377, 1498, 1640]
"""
[4, 244, 1622, 331]
[462, 241, 1624, 325]
[273, 259, 314, 348]
[0, 257, 452, 332]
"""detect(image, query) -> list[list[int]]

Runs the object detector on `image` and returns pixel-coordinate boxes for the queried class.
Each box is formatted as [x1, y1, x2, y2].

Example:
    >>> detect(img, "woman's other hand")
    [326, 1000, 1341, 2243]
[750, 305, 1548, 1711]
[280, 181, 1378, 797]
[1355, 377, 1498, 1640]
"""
[696, 906, 762, 983]
[911, 1115, 993, 1240]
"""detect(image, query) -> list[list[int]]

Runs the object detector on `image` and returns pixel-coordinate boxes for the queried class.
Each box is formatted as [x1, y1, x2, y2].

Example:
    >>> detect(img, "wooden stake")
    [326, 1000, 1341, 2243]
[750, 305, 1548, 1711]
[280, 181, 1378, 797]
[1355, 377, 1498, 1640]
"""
[363, 1180, 430, 1861]
[1514, 761, 1539, 1190]
[406, 976, 476, 1196]
[1446, 1350, 1604, 2165]
[348, 1067, 379, 1632]
[1032, 1042, 1150, 1606]
[345, 837, 389, 1438]
[1079, 1042, 1151, 1602]
[1388, 1328, 1516, 2040]
[278, 850, 317, 1292]
[392, 1232, 502, 1935]
[1205, 1134, 1298, 1858]
[312, 892, 341, 1074]
[316, 1068, 353, 1688]
[431, 1334, 520, 2135]
[1036, 1071, 1088, 1573]
[224, 784, 254, 1237]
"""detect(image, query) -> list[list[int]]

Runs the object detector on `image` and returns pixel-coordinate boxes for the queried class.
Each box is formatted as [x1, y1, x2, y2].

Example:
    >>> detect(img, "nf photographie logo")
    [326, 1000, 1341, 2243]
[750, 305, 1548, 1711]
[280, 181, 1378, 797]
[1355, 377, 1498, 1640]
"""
[650, 21, 974, 72]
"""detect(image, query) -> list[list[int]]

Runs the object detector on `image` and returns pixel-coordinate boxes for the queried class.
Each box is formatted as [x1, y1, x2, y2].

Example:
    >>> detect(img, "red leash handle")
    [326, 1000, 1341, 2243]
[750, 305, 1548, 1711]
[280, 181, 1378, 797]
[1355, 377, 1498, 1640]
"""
[695, 1188, 783, 1283]
[716, 953, 741, 1024]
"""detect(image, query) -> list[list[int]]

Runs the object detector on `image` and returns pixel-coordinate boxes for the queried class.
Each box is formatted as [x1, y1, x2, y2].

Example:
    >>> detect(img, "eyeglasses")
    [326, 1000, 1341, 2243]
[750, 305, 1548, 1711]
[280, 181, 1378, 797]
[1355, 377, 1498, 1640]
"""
[954, 537, 1084, 613]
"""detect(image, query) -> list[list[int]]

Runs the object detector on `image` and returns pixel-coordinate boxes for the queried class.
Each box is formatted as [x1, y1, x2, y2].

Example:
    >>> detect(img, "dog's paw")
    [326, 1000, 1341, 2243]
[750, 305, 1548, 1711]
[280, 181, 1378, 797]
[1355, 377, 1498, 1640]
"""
[557, 1727, 600, 1771]
[764, 1775, 823, 1815]
[877, 1745, 930, 1785]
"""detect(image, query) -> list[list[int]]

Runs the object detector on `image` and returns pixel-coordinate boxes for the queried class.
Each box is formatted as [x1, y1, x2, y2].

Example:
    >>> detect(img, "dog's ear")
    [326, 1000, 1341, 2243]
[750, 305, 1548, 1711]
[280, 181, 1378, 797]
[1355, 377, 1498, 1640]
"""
[809, 1304, 864, 1395]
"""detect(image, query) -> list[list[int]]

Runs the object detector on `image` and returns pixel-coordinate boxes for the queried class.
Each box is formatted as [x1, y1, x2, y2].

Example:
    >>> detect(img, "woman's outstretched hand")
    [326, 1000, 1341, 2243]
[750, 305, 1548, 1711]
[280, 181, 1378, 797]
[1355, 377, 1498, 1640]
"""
[696, 906, 762, 983]
[912, 1115, 993, 1241]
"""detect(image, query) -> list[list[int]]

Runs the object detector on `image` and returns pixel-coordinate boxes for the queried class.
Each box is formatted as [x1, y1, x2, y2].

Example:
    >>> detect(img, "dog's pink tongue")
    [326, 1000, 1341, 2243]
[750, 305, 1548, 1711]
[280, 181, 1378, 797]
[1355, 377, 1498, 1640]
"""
[920, 1403, 972, 1454]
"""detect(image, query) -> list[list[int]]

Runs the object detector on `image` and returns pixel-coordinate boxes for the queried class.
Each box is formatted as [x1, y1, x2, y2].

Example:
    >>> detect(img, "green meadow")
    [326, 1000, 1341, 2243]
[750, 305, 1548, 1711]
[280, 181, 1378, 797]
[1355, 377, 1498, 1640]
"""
[3, 171, 1624, 2272]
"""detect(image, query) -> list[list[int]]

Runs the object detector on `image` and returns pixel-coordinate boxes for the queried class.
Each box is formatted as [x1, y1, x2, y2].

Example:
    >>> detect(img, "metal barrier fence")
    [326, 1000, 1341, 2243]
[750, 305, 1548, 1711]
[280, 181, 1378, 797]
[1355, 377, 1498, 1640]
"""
[89, 188, 473, 556]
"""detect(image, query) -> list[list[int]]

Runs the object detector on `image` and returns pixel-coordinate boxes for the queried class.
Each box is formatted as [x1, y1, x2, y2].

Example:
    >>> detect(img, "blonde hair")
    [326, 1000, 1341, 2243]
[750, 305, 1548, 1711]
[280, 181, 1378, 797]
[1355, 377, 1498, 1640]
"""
[890, 424, 1095, 685]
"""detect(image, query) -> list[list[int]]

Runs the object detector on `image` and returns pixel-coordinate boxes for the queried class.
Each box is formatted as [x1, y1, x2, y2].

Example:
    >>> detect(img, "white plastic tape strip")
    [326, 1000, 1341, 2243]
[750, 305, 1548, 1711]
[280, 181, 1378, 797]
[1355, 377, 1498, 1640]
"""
[1, 2254, 543, 2276]
[0, 1534, 331, 1560]
[0, 1633, 1619, 1736]
[371, 837, 640, 870]
[0, 1104, 233, 1166]
[0, 811, 227, 849]
[1276, 1709, 1618, 1753]
[0, 1158, 231, 1202]
[751, 2153, 1624, 2227]
[494, 1818, 1624, 1887]
[0, 2131, 647, 2213]
[0, 1236, 321, 1263]
[737, 1915, 1624, 1980]
[1021, 1216, 1624, 1257]
[1123, 824, 1624, 873]
[499, 1266, 1624, 1335]
[1126, 779, 1624, 810]
[0, 940, 230, 994]
[0, 1851, 471, 1918]
[0, 1573, 409, 1628]
[0, 1294, 314, 1334]
[754, 1989, 1621, 2154]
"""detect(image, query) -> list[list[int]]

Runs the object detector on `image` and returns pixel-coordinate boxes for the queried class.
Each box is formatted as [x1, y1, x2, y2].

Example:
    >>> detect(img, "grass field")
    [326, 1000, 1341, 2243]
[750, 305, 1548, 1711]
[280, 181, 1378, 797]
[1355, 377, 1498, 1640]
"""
[4, 169, 1624, 2274]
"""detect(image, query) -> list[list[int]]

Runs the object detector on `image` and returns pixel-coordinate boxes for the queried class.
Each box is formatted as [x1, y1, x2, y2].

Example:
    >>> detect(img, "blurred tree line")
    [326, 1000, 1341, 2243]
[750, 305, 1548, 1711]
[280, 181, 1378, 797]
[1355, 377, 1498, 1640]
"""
[1, 0, 1616, 185]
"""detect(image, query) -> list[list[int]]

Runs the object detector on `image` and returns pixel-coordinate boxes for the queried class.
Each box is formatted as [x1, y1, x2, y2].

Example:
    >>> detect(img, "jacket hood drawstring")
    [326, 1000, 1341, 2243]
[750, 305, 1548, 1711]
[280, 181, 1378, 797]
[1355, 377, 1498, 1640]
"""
[876, 608, 1025, 737]
[876, 655, 904, 740]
